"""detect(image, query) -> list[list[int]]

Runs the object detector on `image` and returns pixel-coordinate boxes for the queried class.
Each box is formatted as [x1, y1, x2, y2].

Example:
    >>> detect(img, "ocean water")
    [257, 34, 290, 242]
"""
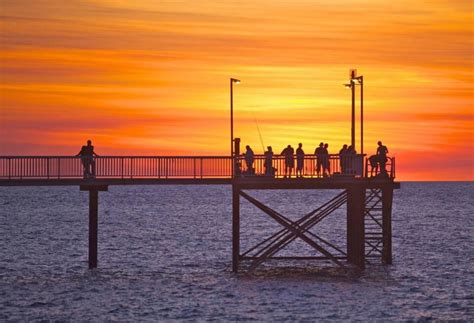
[0, 182, 472, 321]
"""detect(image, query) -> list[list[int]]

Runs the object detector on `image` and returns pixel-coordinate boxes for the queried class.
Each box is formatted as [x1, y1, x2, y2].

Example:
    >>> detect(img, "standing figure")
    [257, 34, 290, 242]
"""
[322, 143, 330, 177]
[376, 141, 389, 174]
[280, 145, 295, 178]
[346, 145, 356, 174]
[244, 145, 255, 175]
[264, 146, 274, 176]
[76, 140, 98, 178]
[314, 142, 324, 177]
[339, 144, 348, 174]
[296, 143, 305, 178]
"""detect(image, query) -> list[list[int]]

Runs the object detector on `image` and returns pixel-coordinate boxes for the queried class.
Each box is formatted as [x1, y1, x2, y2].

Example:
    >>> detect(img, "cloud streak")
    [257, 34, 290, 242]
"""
[0, 0, 473, 179]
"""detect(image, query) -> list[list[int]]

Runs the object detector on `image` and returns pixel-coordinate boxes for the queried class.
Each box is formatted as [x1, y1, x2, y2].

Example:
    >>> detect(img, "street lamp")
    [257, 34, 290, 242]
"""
[344, 71, 364, 156]
[352, 75, 364, 155]
[344, 75, 356, 150]
[230, 78, 241, 176]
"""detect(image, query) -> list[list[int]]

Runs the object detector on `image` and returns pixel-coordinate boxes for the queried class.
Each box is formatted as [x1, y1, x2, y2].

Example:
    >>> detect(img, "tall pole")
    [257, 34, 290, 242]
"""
[230, 78, 234, 158]
[360, 76, 364, 156]
[88, 189, 98, 269]
[351, 79, 355, 149]
[230, 78, 234, 177]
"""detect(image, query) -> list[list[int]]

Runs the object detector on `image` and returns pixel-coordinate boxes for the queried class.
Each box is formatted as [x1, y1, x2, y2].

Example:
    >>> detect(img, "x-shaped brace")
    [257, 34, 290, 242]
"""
[239, 190, 347, 271]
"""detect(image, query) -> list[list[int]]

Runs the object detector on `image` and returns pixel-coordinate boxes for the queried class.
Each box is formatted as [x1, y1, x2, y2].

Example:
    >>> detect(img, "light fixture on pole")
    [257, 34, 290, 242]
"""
[230, 78, 241, 176]
[350, 70, 356, 150]
[344, 70, 364, 155]
[351, 75, 364, 155]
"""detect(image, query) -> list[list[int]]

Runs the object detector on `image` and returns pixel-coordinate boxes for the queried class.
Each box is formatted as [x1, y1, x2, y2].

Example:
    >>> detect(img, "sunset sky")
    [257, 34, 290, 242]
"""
[0, 0, 472, 180]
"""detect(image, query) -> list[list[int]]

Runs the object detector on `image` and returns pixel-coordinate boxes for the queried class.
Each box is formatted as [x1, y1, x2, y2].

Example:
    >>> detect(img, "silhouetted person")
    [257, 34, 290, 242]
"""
[280, 145, 295, 178]
[264, 146, 274, 176]
[244, 145, 255, 175]
[346, 145, 356, 174]
[314, 142, 324, 177]
[368, 155, 379, 176]
[376, 141, 389, 174]
[76, 140, 98, 178]
[322, 143, 330, 177]
[296, 143, 305, 178]
[339, 144, 348, 174]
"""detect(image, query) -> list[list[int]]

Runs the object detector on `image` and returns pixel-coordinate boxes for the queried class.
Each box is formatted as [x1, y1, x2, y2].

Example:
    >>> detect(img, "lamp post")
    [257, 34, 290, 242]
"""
[344, 72, 364, 155]
[344, 79, 356, 150]
[230, 78, 240, 176]
[352, 75, 364, 155]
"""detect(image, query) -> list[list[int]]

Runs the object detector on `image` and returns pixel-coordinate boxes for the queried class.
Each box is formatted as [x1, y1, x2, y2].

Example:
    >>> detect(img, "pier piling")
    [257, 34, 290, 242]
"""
[232, 186, 240, 272]
[382, 187, 393, 264]
[347, 186, 365, 269]
[80, 184, 108, 269]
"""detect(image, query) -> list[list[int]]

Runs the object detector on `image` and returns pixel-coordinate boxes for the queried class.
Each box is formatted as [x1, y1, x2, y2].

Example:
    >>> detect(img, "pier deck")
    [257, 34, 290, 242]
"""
[0, 154, 398, 272]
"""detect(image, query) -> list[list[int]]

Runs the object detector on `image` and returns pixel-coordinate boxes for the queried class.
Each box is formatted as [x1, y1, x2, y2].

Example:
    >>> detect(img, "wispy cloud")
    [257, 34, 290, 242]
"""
[0, 0, 472, 179]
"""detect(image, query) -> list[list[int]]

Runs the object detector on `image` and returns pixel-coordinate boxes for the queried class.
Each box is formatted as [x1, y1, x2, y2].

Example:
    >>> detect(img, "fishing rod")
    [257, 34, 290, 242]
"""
[253, 114, 266, 153]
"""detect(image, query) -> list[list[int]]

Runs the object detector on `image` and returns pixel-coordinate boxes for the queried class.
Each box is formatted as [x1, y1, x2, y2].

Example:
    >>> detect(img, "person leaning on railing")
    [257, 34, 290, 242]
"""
[367, 141, 390, 177]
[281, 145, 295, 178]
[76, 140, 99, 178]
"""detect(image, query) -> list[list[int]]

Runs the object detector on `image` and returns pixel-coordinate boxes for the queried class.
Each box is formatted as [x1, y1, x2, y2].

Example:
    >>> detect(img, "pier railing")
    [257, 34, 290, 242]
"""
[235, 154, 364, 178]
[0, 155, 395, 179]
[0, 156, 232, 179]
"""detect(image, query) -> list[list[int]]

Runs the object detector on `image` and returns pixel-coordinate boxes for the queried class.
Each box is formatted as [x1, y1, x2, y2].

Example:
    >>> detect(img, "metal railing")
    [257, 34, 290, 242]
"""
[235, 154, 365, 178]
[0, 156, 232, 179]
[365, 156, 395, 179]
[0, 155, 395, 179]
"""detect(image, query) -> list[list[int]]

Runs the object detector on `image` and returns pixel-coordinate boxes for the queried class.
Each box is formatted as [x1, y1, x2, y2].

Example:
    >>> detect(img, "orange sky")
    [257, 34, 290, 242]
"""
[0, 0, 473, 180]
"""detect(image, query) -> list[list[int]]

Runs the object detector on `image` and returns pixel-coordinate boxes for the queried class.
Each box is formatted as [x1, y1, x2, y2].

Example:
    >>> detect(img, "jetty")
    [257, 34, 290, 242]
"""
[0, 144, 399, 272]
[0, 71, 399, 272]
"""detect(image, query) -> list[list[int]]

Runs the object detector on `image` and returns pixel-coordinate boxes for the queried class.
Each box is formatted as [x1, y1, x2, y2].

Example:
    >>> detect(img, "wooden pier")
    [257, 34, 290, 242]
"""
[0, 151, 399, 272]
[231, 177, 398, 272]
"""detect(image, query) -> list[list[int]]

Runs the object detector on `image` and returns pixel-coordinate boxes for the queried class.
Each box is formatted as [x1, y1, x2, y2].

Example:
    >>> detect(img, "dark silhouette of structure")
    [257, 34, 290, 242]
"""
[0, 140, 398, 272]
[76, 140, 98, 178]
[0, 72, 399, 273]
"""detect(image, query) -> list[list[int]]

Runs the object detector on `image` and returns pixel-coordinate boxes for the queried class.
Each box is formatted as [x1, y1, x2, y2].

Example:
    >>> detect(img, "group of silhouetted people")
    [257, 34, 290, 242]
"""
[75, 139, 389, 179]
[338, 144, 357, 175]
[241, 141, 389, 178]
[244, 143, 305, 178]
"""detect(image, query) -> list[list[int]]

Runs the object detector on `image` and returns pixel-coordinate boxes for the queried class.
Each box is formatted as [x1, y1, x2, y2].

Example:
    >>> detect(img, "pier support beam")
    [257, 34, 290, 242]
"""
[347, 186, 365, 269]
[80, 184, 108, 269]
[382, 187, 393, 264]
[232, 186, 240, 272]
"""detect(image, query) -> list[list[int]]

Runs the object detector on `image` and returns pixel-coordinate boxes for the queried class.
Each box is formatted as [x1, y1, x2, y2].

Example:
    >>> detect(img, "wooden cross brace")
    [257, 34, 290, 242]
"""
[239, 190, 348, 271]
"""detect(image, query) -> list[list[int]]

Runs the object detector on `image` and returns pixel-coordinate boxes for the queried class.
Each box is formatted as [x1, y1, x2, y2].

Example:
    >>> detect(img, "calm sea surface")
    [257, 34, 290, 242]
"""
[0, 182, 472, 321]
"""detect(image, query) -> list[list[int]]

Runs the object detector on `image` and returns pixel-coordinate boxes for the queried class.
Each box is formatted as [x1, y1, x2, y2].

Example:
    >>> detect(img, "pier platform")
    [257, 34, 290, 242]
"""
[0, 154, 398, 272]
